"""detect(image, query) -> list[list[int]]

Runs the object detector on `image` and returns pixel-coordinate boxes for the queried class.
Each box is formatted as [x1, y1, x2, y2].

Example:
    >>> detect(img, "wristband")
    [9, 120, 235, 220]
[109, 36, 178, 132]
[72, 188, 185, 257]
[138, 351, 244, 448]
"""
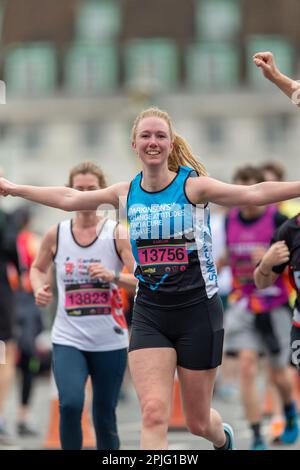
[113, 271, 121, 283]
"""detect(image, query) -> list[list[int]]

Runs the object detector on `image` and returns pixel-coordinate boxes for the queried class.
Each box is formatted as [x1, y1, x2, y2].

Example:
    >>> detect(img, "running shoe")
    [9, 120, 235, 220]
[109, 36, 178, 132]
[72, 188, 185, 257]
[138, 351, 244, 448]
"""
[250, 436, 268, 450]
[0, 424, 20, 448]
[214, 423, 236, 450]
[17, 421, 38, 437]
[273, 418, 299, 445]
[223, 423, 236, 450]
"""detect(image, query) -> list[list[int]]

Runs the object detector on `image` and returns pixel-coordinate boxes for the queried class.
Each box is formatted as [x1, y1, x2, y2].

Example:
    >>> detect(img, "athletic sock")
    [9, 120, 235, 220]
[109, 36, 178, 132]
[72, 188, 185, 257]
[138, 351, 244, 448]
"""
[251, 422, 262, 440]
[284, 401, 297, 428]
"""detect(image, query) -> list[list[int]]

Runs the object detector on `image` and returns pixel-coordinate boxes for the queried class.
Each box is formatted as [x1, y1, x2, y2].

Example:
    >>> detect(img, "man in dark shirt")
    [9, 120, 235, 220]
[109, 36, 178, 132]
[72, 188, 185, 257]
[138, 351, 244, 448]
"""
[224, 166, 297, 449]
[254, 215, 300, 446]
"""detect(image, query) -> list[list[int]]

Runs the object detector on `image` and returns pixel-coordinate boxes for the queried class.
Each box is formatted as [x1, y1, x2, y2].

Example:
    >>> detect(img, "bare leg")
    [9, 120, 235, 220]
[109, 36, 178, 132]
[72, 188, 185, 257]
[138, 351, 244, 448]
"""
[178, 366, 226, 448]
[0, 341, 16, 418]
[239, 349, 261, 424]
[129, 348, 177, 450]
[264, 362, 283, 416]
[270, 366, 293, 405]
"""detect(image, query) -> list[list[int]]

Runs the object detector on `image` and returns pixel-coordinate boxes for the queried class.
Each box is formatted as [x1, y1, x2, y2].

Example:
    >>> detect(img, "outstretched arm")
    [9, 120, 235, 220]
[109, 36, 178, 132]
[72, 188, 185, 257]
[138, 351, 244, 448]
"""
[187, 176, 300, 207]
[0, 178, 129, 211]
[253, 51, 300, 105]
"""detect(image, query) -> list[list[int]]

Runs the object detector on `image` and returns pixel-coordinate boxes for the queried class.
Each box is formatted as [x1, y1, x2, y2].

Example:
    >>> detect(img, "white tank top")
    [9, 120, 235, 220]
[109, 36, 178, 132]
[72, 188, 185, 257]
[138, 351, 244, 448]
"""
[52, 218, 129, 351]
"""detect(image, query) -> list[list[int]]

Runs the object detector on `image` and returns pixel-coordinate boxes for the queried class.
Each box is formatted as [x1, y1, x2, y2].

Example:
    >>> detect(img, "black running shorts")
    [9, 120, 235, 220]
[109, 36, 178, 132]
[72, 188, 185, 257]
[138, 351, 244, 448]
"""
[129, 293, 224, 370]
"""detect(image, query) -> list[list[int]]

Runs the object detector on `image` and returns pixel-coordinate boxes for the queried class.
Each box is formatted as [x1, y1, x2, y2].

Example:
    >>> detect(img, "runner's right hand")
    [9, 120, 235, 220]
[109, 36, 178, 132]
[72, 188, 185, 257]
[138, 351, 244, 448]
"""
[253, 51, 280, 82]
[34, 284, 53, 307]
[261, 241, 290, 270]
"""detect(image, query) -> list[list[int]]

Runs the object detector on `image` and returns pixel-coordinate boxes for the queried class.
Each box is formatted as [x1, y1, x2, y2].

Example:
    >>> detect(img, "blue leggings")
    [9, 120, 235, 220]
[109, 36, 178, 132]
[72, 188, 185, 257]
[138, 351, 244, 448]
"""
[52, 344, 127, 450]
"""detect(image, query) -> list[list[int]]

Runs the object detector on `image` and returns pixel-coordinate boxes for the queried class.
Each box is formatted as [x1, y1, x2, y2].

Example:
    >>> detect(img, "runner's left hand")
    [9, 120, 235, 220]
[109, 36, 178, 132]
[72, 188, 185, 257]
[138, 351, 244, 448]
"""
[88, 263, 115, 282]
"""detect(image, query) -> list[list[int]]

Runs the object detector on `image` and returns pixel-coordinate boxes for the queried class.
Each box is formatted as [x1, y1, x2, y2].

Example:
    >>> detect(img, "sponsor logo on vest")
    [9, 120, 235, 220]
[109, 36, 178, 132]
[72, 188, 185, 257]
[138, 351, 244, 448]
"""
[204, 244, 217, 282]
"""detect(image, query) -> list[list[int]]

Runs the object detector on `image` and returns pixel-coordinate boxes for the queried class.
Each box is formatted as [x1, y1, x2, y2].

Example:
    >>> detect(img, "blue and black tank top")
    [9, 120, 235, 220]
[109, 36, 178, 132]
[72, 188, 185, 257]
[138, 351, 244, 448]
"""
[127, 165, 218, 308]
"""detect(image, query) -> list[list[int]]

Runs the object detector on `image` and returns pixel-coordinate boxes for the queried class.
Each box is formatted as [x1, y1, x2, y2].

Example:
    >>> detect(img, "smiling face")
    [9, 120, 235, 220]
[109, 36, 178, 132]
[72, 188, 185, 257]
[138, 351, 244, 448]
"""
[132, 116, 173, 168]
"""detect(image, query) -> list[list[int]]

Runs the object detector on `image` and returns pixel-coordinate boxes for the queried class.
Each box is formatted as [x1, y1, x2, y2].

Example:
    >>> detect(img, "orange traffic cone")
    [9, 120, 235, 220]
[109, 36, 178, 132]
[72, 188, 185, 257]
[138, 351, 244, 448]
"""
[168, 373, 186, 431]
[44, 374, 96, 449]
[268, 416, 285, 439]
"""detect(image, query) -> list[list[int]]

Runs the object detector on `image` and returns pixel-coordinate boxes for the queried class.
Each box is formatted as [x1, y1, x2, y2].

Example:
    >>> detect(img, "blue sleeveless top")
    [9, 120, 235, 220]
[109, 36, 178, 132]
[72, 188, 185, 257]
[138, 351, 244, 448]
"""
[127, 166, 218, 308]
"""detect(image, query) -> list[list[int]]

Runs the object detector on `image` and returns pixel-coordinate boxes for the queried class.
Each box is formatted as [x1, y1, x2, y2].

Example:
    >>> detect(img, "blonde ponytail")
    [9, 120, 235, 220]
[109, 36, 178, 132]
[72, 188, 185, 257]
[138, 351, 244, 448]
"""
[131, 107, 208, 176]
[169, 133, 208, 176]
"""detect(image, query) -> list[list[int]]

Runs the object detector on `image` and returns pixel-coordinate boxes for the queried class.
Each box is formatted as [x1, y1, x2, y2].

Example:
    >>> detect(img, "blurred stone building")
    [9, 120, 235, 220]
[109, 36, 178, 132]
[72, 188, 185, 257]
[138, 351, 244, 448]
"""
[0, 0, 299, 230]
